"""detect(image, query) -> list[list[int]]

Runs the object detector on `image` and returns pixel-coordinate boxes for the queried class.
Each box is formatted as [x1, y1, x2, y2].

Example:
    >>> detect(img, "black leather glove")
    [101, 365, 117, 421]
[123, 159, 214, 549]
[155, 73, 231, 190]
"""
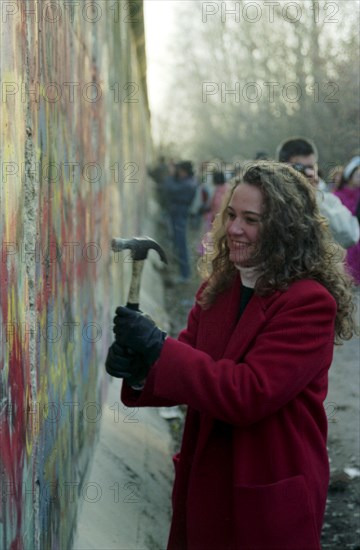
[105, 342, 150, 385]
[113, 306, 167, 366]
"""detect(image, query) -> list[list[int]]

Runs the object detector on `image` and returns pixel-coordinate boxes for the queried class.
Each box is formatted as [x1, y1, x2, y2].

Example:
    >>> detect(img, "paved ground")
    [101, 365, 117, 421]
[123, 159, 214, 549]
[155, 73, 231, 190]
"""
[72, 378, 173, 550]
[322, 291, 360, 549]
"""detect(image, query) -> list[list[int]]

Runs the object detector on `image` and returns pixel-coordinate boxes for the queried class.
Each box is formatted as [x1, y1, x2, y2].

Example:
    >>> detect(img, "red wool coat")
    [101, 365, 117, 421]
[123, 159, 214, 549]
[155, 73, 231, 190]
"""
[121, 277, 336, 550]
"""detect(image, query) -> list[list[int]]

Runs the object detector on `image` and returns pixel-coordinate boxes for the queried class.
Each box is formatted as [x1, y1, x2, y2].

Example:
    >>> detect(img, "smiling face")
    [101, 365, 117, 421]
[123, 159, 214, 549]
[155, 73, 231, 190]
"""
[225, 183, 264, 267]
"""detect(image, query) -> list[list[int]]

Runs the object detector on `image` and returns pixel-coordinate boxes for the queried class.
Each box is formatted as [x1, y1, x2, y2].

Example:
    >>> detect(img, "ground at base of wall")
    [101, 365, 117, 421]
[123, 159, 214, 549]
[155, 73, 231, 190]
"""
[72, 378, 173, 550]
[323, 473, 360, 549]
[159, 220, 360, 550]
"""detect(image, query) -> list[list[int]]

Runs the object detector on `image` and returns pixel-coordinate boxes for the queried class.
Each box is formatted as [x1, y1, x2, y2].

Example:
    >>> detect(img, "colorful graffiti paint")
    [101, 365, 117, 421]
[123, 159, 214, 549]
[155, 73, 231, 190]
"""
[1, 1, 152, 548]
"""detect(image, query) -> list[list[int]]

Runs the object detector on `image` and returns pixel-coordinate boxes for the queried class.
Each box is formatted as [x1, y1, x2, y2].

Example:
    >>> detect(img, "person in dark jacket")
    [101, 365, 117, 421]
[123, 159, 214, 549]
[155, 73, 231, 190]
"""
[166, 161, 197, 282]
[106, 161, 357, 550]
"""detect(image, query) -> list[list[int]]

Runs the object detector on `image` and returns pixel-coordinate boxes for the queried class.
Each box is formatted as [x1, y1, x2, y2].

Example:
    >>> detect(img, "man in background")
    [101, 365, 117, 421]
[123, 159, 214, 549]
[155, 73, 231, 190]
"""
[166, 161, 197, 283]
[277, 137, 359, 249]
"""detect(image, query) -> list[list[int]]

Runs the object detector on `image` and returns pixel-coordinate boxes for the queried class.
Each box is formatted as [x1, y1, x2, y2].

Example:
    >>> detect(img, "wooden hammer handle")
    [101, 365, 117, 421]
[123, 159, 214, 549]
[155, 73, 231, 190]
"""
[126, 260, 145, 310]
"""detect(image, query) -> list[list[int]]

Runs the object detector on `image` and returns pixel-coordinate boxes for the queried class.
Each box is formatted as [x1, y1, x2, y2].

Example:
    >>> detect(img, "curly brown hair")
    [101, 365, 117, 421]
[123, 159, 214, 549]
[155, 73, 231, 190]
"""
[198, 161, 357, 343]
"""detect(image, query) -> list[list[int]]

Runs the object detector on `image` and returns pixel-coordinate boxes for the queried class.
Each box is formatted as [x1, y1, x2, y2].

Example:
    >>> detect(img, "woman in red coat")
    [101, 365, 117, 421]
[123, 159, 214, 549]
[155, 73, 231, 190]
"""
[106, 161, 357, 550]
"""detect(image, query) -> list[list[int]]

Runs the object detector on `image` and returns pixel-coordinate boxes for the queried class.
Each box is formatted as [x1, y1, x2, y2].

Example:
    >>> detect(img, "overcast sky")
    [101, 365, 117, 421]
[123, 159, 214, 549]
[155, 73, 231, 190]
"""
[143, 0, 177, 115]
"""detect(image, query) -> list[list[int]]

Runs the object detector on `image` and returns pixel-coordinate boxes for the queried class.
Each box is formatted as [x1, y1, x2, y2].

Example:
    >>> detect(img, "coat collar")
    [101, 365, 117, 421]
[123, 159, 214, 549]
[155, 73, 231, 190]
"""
[223, 290, 267, 360]
[203, 274, 282, 361]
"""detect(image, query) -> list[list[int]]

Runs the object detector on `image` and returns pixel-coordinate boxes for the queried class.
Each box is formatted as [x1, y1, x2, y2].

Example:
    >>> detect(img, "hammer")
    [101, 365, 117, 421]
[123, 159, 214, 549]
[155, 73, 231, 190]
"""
[111, 236, 168, 312]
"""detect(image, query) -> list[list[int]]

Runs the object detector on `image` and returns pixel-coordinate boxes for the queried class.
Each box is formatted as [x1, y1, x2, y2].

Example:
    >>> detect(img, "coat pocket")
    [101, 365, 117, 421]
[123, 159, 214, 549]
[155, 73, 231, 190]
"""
[233, 475, 320, 549]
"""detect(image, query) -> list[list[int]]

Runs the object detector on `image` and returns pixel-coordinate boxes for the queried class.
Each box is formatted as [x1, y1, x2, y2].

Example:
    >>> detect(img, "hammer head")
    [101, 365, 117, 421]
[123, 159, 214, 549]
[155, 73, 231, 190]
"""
[111, 236, 168, 263]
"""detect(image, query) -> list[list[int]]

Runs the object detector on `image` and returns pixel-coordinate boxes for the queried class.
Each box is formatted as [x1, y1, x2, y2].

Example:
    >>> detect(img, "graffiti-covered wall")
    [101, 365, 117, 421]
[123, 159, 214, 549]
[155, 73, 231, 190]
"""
[0, 1, 153, 548]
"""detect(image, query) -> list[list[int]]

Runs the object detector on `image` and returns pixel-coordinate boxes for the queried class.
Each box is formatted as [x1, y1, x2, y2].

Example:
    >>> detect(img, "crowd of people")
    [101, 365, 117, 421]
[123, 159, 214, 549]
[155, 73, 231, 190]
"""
[149, 138, 360, 286]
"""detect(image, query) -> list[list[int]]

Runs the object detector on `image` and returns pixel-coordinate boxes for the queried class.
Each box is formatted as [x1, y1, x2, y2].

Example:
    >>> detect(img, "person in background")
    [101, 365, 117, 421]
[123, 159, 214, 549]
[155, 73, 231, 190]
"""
[328, 165, 344, 191]
[165, 161, 197, 283]
[200, 171, 231, 256]
[277, 137, 359, 249]
[106, 161, 357, 550]
[189, 162, 212, 231]
[317, 167, 329, 191]
[210, 171, 231, 221]
[334, 156, 360, 284]
[148, 156, 170, 210]
[255, 150, 269, 160]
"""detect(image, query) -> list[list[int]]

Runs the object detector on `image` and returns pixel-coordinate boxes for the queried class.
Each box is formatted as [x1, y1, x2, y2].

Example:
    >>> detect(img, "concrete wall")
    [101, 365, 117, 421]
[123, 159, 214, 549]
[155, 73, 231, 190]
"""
[0, 2, 156, 548]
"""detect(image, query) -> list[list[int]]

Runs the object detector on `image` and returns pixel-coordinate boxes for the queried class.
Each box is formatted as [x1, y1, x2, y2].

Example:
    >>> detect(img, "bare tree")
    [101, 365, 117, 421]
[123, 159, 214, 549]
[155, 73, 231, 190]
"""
[154, 0, 359, 172]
